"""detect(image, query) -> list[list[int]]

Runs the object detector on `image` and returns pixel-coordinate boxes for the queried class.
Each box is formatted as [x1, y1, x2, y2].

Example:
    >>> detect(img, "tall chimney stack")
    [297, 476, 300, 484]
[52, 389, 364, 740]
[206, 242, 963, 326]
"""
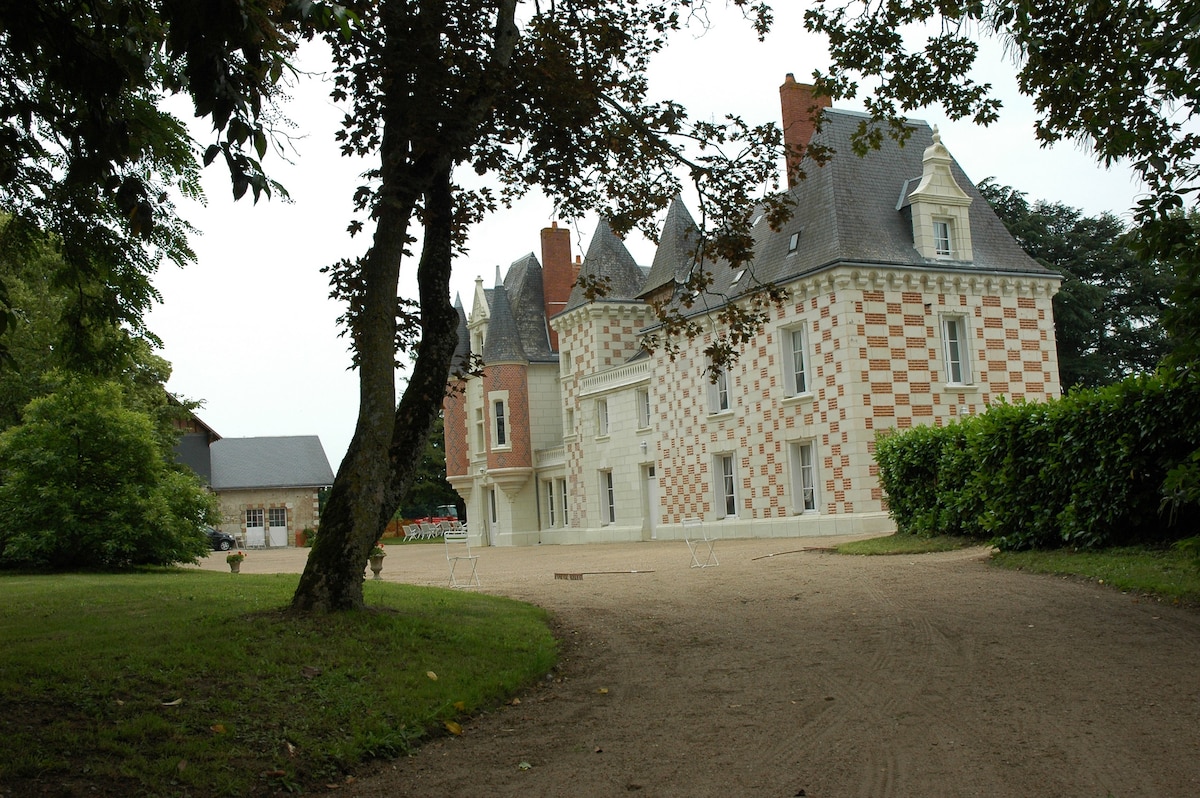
[540, 222, 574, 350]
[779, 73, 832, 189]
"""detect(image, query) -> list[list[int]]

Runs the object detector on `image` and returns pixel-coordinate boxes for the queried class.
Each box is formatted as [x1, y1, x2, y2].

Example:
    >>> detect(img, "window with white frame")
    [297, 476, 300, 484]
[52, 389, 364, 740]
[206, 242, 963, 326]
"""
[600, 470, 616, 524]
[635, 387, 651, 429]
[558, 478, 569, 526]
[942, 315, 970, 384]
[708, 367, 731, 414]
[717, 453, 738, 517]
[560, 348, 571, 377]
[492, 399, 507, 447]
[565, 407, 575, 437]
[489, 487, 498, 524]
[245, 508, 264, 530]
[783, 326, 809, 396]
[789, 441, 818, 512]
[545, 479, 556, 527]
[933, 219, 953, 256]
[596, 397, 609, 436]
[267, 507, 287, 529]
[474, 407, 485, 453]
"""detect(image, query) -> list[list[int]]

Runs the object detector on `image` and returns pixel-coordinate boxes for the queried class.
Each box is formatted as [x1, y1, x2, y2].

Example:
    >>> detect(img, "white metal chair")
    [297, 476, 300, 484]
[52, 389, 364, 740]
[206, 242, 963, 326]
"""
[421, 522, 444, 540]
[444, 528, 480, 588]
[683, 517, 718, 568]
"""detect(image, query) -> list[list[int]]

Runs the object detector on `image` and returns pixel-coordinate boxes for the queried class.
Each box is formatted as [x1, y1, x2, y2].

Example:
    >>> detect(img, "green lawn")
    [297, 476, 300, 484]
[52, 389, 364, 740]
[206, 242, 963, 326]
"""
[839, 533, 1200, 605]
[0, 571, 556, 796]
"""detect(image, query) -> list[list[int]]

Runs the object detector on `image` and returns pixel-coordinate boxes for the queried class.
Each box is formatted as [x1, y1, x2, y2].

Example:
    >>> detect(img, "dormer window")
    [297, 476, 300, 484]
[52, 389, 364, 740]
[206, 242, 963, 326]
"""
[905, 127, 973, 262]
[933, 219, 952, 256]
[787, 231, 801, 253]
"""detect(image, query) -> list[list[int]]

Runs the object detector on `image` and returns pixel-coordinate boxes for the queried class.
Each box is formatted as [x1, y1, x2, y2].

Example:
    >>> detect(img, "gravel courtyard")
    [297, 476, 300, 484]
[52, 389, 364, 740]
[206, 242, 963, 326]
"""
[197, 537, 1200, 797]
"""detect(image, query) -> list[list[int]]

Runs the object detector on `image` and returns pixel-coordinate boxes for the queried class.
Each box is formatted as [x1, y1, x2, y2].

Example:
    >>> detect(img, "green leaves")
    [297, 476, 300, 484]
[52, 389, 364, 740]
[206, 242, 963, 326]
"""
[874, 370, 1200, 551]
[0, 375, 218, 569]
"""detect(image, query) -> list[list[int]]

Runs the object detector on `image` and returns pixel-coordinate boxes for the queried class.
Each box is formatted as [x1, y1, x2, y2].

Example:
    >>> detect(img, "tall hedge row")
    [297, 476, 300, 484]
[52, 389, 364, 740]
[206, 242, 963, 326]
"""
[874, 369, 1200, 550]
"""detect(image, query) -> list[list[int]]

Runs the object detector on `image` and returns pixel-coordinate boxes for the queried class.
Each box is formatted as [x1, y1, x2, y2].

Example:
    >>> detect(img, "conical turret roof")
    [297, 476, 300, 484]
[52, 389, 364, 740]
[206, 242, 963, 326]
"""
[564, 219, 647, 313]
[640, 196, 701, 296]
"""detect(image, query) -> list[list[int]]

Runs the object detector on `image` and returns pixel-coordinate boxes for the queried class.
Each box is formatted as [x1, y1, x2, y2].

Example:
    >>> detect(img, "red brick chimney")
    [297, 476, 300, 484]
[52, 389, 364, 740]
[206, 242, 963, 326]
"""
[779, 73, 832, 188]
[540, 222, 575, 350]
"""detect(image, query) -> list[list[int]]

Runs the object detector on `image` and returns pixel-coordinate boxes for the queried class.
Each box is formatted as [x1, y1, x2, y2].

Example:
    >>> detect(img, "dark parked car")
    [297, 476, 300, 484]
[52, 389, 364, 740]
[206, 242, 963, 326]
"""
[207, 527, 237, 551]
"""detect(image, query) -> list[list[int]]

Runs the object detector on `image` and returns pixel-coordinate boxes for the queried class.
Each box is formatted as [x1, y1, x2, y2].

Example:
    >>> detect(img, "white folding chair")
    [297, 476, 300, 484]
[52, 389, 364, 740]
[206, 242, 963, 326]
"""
[421, 522, 444, 540]
[683, 517, 718, 568]
[444, 528, 480, 588]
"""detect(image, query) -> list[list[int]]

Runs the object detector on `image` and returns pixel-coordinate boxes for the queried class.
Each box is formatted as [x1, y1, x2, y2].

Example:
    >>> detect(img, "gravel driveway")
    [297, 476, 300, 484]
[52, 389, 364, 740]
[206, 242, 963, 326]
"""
[197, 537, 1200, 797]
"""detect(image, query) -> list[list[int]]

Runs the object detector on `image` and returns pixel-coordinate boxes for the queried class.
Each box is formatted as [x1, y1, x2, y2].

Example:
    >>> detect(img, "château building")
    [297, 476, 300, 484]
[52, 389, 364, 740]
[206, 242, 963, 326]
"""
[443, 77, 1061, 546]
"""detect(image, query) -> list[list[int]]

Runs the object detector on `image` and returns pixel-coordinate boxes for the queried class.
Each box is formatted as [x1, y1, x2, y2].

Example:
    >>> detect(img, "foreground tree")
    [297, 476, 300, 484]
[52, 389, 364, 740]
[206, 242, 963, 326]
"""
[978, 182, 1176, 389]
[0, 215, 184, 440]
[292, 1, 787, 611]
[0, 1, 350, 366]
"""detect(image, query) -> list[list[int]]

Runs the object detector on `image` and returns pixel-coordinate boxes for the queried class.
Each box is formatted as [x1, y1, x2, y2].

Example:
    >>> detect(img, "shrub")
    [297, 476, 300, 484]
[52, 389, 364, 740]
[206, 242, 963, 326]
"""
[0, 377, 218, 569]
[874, 369, 1200, 551]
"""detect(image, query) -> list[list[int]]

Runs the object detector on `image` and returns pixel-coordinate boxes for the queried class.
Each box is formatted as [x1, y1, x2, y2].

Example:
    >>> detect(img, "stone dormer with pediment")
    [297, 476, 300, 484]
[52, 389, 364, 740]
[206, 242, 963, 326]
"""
[904, 127, 974, 262]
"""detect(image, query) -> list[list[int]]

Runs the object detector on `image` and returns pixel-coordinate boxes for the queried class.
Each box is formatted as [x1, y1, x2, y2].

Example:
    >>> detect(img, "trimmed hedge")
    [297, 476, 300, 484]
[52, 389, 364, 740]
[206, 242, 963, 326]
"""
[874, 369, 1200, 550]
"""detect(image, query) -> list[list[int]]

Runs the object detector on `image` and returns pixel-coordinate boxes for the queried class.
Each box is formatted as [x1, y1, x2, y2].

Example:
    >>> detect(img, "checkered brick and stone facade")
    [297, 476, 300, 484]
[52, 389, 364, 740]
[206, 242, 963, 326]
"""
[444, 80, 1061, 546]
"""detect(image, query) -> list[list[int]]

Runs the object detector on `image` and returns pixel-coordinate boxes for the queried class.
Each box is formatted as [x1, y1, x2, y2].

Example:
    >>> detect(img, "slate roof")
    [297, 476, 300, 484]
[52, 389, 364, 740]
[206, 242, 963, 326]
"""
[479, 108, 1050, 345]
[640, 196, 701, 296]
[481, 275, 527, 363]
[503, 253, 557, 363]
[210, 436, 335, 491]
[564, 218, 651, 313]
[451, 296, 471, 373]
[704, 109, 1049, 299]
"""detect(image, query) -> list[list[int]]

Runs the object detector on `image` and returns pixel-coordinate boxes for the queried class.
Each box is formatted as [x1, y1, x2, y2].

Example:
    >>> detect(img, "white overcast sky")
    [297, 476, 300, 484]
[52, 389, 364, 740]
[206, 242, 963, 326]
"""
[146, 5, 1146, 472]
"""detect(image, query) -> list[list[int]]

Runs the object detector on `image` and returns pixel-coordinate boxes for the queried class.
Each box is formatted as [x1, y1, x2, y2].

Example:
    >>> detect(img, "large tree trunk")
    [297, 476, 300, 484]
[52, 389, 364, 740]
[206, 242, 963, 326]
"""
[291, 167, 458, 612]
[290, 0, 519, 612]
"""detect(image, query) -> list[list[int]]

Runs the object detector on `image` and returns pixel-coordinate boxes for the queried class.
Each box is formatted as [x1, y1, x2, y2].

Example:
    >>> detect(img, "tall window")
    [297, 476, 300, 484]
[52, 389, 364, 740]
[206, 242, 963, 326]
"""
[601, 470, 615, 524]
[785, 327, 809, 395]
[933, 219, 952, 256]
[789, 441, 818, 512]
[474, 407, 485, 453]
[597, 398, 609, 436]
[636, 387, 651, 429]
[493, 399, 507, 446]
[558, 478, 569, 526]
[717, 454, 737, 517]
[545, 479, 556, 527]
[942, 316, 970, 384]
[565, 408, 575, 437]
[709, 367, 730, 413]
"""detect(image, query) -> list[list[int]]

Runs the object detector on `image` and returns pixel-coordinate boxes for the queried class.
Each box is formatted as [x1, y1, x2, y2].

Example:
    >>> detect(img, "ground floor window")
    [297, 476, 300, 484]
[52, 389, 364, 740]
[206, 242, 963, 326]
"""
[559, 478, 569, 526]
[268, 507, 287, 529]
[717, 453, 737, 517]
[789, 441, 818, 512]
[601, 470, 615, 524]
